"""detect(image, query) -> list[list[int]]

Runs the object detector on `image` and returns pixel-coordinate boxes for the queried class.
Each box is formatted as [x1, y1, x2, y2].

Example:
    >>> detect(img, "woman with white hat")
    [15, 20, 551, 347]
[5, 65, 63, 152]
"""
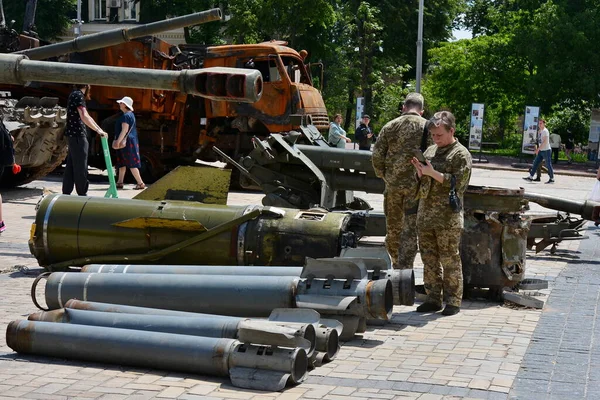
[113, 96, 145, 190]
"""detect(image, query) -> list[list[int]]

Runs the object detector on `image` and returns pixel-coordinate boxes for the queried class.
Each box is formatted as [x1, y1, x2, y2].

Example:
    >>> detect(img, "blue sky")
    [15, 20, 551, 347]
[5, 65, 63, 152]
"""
[452, 28, 472, 41]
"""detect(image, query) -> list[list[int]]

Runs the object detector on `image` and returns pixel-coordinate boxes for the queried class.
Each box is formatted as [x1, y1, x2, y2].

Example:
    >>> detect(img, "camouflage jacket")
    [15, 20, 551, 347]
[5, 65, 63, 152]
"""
[371, 112, 427, 193]
[417, 140, 472, 230]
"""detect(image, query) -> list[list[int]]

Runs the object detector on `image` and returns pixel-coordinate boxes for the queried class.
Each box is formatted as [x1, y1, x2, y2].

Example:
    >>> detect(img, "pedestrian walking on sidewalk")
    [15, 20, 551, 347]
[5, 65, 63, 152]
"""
[113, 96, 145, 190]
[550, 131, 561, 164]
[524, 119, 554, 184]
[565, 131, 575, 164]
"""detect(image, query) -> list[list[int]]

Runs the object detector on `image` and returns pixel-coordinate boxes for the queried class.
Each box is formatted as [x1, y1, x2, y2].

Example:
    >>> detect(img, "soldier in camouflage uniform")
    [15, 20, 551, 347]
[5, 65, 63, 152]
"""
[410, 111, 472, 316]
[372, 93, 427, 269]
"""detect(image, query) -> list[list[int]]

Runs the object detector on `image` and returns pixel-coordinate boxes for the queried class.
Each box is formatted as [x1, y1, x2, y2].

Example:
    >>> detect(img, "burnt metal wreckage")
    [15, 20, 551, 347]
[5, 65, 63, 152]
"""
[217, 132, 600, 295]
[0, 7, 227, 187]
[14, 137, 598, 388]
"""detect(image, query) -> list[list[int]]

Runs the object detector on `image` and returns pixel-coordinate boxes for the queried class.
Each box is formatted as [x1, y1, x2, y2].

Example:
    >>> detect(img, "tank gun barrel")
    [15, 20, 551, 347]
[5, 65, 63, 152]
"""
[523, 191, 600, 222]
[0, 54, 262, 103]
[15, 8, 222, 60]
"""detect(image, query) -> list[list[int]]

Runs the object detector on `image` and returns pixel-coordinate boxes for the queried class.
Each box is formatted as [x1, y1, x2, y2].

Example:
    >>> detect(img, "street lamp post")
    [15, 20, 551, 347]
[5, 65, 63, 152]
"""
[416, 0, 424, 93]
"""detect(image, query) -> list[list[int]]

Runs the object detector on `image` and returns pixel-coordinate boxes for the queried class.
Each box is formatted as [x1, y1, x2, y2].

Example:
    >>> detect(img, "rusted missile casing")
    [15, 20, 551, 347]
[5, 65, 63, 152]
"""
[6, 320, 307, 391]
[0, 54, 263, 103]
[41, 272, 392, 321]
[28, 308, 316, 356]
[29, 194, 354, 269]
[81, 263, 414, 306]
[16, 9, 222, 60]
[63, 300, 337, 359]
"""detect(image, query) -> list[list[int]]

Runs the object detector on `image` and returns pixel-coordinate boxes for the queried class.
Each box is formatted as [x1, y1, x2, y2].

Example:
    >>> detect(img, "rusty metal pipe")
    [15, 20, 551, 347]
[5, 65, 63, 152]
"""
[16, 9, 222, 60]
[6, 320, 307, 390]
[0, 54, 262, 102]
[28, 308, 316, 356]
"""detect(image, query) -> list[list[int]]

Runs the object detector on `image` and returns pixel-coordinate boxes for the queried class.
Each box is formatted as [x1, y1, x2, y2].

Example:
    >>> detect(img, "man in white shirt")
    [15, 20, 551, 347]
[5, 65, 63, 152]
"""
[550, 131, 561, 164]
[523, 119, 555, 183]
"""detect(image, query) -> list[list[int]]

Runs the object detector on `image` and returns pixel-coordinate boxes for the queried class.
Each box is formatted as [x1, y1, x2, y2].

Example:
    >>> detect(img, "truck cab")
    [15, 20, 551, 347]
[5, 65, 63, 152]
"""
[198, 41, 329, 158]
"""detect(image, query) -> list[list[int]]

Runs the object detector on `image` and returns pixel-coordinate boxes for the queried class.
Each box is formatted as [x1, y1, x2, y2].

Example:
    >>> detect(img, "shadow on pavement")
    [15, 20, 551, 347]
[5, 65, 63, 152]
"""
[528, 255, 600, 265]
[1, 187, 44, 202]
[342, 337, 385, 348]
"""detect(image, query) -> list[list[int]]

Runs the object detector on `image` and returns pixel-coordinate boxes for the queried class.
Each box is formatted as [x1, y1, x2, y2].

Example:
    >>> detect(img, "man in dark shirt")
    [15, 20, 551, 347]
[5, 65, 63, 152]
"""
[355, 114, 374, 151]
[62, 84, 107, 196]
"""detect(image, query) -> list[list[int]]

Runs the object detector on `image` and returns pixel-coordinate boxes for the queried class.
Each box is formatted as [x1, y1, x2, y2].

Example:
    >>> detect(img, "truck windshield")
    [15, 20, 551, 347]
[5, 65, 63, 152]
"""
[242, 58, 281, 83]
[280, 56, 311, 85]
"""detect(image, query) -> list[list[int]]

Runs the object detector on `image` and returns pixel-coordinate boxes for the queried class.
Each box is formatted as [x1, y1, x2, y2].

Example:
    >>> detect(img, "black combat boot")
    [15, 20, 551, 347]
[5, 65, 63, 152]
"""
[441, 305, 460, 316]
[416, 302, 442, 312]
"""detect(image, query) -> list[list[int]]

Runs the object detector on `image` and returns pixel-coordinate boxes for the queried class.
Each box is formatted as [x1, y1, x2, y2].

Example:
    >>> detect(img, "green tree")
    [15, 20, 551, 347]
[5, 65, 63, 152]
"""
[4, 0, 76, 40]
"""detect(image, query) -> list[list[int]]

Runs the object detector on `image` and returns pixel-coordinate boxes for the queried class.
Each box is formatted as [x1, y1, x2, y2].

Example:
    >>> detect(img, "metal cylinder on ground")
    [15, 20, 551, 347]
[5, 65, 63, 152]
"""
[40, 272, 392, 330]
[81, 264, 303, 276]
[63, 300, 337, 360]
[29, 194, 354, 269]
[80, 263, 415, 306]
[44, 273, 297, 317]
[28, 308, 315, 356]
[6, 320, 307, 391]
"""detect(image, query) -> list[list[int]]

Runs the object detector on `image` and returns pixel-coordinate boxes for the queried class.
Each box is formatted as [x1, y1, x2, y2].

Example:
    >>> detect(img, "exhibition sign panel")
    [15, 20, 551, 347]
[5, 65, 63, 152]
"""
[469, 103, 485, 150]
[589, 109, 600, 143]
[522, 106, 540, 155]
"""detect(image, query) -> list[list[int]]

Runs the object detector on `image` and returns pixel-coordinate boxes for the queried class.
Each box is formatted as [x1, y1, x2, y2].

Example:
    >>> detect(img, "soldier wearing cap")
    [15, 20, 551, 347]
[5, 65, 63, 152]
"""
[355, 114, 374, 151]
[372, 93, 427, 269]
[410, 110, 472, 316]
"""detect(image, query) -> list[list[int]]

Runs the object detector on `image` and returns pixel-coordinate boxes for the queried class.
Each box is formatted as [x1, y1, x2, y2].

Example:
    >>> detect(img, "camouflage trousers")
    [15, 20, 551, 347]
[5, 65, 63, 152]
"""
[383, 187, 418, 269]
[419, 228, 463, 307]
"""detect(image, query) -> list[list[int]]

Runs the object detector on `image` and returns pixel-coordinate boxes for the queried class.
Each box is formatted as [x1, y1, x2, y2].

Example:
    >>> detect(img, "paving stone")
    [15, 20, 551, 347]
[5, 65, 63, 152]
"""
[1, 172, 598, 399]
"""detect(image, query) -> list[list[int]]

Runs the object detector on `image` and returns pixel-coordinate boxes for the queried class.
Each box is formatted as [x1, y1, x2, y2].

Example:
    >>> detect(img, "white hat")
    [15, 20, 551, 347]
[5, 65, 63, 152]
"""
[116, 96, 134, 111]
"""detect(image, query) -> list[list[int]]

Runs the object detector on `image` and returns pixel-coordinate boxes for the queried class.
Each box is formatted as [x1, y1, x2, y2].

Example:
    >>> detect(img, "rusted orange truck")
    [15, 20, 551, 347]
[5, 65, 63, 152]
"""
[77, 38, 329, 181]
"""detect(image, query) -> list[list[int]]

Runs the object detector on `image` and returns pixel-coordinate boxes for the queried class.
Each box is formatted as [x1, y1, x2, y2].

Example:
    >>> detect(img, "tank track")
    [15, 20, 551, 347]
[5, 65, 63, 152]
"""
[0, 95, 67, 188]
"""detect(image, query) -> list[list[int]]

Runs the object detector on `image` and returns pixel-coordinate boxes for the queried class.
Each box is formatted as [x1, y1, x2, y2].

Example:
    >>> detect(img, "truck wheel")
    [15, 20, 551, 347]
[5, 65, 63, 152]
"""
[139, 154, 163, 183]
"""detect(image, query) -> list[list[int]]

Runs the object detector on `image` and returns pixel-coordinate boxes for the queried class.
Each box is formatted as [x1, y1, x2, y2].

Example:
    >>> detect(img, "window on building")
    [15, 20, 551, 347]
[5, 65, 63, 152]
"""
[93, 0, 107, 20]
[123, 0, 137, 21]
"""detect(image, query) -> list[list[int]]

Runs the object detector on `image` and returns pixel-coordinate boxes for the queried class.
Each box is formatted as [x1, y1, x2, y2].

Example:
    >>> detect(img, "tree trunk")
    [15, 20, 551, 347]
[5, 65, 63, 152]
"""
[23, 0, 38, 33]
[344, 84, 355, 132]
[0, 0, 6, 28]
[363, 46, 374, 117]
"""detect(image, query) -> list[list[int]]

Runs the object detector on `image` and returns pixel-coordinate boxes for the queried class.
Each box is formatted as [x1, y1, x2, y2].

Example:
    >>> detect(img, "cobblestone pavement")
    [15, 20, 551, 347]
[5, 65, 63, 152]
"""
[0, 166, 597, 399]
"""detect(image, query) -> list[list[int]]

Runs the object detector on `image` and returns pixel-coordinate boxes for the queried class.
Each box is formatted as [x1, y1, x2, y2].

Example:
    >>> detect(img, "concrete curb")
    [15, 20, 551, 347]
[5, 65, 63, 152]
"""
[473, 163, 596, 178]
